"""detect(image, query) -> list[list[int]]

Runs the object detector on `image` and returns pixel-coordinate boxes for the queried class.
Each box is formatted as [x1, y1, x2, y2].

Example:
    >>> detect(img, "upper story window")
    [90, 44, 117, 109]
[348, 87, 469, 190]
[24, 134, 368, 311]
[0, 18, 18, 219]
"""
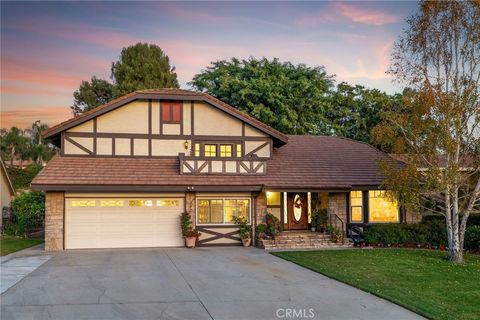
[161, 101, 182, 123]
[220, 145, 232, 157]
[204, 144, 217, 157]
[193, 142, 242, 158]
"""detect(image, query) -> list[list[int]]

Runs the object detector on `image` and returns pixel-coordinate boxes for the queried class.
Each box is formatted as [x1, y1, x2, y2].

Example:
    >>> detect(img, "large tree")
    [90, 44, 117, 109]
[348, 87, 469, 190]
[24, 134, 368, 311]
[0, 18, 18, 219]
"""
[71, 76, 114, 115]
[111, 43, 179, 97]
[327, 82, 396, 145]
[190, 57, 334, 135]
[374, 1, 480, 263]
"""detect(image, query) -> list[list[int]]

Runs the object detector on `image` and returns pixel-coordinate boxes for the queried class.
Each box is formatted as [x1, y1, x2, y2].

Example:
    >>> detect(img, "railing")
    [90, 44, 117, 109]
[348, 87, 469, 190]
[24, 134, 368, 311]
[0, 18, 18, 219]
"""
[329, 213, 345, 238]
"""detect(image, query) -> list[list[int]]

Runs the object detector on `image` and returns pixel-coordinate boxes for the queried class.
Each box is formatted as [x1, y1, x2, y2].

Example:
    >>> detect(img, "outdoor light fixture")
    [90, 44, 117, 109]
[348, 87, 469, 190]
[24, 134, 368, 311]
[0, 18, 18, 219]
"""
[184, 140, 189, 150]
[266, 191, 272, 198]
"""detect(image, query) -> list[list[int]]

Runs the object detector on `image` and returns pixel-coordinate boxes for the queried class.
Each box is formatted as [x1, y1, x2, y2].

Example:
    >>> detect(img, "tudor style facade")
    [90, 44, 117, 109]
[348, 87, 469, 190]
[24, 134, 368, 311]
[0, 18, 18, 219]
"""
[33, 89, 413, 251]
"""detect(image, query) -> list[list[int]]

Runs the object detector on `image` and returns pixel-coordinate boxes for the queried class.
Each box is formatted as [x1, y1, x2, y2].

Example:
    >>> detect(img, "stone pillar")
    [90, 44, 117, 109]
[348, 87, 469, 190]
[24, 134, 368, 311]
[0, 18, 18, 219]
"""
[328, 193, 347, 223]
[255, 192, 267, 225]
[185, 191, 196, 227]
[45, 192, 64, 251]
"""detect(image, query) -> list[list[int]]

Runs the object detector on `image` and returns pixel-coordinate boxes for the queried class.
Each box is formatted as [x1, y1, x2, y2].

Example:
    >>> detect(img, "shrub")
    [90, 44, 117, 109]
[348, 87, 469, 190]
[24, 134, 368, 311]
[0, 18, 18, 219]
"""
[421, 213, 480, 227]
[255, 223, 267, 235]
[421, 214, 444, 224]
[464, 226, 480, 250]
[466, 214, 480, 227]
[265, 212, 280, 237]
[9, 191, 45, 236]
[7, 164, 44, 190]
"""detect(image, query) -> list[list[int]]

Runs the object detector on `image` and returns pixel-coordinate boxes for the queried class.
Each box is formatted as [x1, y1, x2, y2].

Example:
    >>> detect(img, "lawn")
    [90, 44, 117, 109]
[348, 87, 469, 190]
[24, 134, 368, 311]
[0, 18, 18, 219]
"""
[273, 249, 480, 320]
[0, 236, 43, 256]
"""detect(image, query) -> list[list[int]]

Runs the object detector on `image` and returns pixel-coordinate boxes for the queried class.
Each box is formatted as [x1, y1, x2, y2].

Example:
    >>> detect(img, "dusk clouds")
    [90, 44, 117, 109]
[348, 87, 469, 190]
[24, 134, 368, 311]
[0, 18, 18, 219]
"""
[1, 1, 417, 128]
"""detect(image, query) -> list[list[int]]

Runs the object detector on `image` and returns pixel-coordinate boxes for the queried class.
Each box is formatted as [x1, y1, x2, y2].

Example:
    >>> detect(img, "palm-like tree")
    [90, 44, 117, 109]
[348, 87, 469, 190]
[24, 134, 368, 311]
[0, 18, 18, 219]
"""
[27, 120, 51, 164]
[2, 127, 31, 166]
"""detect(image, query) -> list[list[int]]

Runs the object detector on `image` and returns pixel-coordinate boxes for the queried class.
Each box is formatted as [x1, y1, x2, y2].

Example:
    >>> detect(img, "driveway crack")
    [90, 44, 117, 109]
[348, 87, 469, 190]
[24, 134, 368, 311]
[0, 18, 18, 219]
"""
[164, 250, 214, 320]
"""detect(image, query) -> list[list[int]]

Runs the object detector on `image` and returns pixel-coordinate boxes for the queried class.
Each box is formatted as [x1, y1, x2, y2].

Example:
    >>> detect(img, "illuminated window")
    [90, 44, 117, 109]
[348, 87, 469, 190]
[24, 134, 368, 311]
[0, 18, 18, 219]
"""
[369, 190, 399, 223]
[100, 200, 125, 207]
[204, 144, 217, 157]
[71, 200, 96, 207]
[237, 144, 242, 157]
[156, 199, 180, 207]
[194, 144, 200, 157]
[161, 101, 182, 123]
[266, 192, 281, 206]
[197, 199, 250, 224]
[350, 191, 363, 222]
[220, 145, 232, 157]
[129, 200, 153, 207]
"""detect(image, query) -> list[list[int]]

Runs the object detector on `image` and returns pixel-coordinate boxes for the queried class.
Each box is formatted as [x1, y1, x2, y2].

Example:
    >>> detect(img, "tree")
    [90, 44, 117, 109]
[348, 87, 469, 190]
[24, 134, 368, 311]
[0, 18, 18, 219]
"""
[1, 127, 31, 166]
[190, 57, 334, 135]
[111, 43, 179, 97]
[26, 120, 55, 164]
[71, 77, 114, 115]
[327, 82, 396, 145]
[373, 1, 480, 263]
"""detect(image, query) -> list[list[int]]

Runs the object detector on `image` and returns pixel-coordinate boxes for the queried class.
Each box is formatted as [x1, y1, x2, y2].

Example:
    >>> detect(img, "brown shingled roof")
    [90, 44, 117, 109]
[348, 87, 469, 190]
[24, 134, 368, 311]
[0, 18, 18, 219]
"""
[32, 135, 394, 191]
[42, 89, 288, 145]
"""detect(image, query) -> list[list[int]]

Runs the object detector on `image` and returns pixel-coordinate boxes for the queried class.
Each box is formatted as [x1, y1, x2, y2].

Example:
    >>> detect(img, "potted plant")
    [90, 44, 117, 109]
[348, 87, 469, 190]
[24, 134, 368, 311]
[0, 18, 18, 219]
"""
[317, 209, 328, 233]
[310, 210, 319, 232]
[265, 212, 280, 238]
[233, 216, 252, 247]
[255, 223, 268, 239]
[180, 211, 201, 248]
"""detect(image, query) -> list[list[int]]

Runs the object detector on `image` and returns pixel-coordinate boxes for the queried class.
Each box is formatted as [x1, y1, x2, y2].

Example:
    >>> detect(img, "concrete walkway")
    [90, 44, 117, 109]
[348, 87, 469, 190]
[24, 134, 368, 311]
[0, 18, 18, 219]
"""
[1, 244, 52, 294]
[1, 247, 424, 320]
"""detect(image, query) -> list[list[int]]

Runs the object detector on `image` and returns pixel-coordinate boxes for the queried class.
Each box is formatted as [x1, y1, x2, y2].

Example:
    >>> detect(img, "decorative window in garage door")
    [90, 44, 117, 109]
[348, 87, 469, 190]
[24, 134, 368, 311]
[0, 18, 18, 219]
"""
[101, 200, 125, 207]
[156, 200, 180, 207]
[71, 200, 96, 207]
[129, 200, 153, 207]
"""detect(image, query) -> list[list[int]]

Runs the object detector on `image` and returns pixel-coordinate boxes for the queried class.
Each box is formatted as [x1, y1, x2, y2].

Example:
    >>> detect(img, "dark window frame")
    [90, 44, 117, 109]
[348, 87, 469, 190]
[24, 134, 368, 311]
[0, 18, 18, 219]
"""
[161, 101, 182, 124]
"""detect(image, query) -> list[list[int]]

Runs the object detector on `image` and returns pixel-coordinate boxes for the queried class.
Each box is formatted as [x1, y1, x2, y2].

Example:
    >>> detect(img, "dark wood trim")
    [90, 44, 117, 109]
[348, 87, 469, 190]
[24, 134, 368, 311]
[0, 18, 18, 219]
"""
[43, 94, 289, 145]
[242, 123, 245, 136]
[60, 132, 65, 156]
[190, 101, 194, 136]
[245, 141, 270, 157]
[197, 227, 241, 245]
[93, 118, 97, 155]
[112, 138, 116, 156]
[130, 138, 134, 156]
[148, 100, 152, 135]
[32, 184, 263, 192]
[159, 100, 163, 135]
[180, 102, 184, 135]
[362, 190, 369, 224]
[64, 136, 94, 155]
[345, 192, 350, 223]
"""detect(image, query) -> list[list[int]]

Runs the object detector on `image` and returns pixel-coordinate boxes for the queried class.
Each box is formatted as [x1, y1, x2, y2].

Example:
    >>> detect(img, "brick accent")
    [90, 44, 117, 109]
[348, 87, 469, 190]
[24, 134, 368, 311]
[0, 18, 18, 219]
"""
[328, 192, 347, 223]
[45, 192, 64, 251]
[255, 192, 267, 225]
[185, 191, 196, 226]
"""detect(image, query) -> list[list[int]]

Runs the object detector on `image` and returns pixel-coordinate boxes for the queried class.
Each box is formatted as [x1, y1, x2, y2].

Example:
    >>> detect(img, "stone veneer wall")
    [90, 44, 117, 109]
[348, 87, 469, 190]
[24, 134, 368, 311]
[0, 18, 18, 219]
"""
[328, 193, 347, 223]
[255, 192, 267, 225]
[185, 191, 196, 226]
[45, 191, 64, 251]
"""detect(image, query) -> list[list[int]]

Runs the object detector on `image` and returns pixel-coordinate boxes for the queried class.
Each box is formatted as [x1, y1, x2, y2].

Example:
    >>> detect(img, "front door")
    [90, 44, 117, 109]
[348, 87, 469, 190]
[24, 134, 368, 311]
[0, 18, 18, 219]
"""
[286, 193, 309, 230]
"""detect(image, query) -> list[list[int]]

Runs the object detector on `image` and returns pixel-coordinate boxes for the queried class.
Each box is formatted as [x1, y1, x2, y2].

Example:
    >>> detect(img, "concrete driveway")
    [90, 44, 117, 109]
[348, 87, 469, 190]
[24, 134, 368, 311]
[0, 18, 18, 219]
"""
[1, 247, 423, 320]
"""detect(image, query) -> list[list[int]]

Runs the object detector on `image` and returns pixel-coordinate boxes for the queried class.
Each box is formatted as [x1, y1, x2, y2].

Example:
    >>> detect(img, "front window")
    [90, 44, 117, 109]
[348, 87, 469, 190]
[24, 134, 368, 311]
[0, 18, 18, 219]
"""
[204, 144, 217, 157]
[220, 144, 232, 157]
[197, 198, 250, 224]
[369, 190, 399, 223]
[350, 191, 363, 222]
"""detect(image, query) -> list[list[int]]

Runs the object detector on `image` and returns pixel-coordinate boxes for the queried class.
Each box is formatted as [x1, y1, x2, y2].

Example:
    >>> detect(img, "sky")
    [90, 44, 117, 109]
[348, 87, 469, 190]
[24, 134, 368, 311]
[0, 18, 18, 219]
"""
[1, 1, 419, 129]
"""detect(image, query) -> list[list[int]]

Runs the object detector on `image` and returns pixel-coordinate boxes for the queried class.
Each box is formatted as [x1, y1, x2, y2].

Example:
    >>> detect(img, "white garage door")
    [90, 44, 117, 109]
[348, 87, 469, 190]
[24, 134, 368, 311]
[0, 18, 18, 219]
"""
[65, 197, 184, 249]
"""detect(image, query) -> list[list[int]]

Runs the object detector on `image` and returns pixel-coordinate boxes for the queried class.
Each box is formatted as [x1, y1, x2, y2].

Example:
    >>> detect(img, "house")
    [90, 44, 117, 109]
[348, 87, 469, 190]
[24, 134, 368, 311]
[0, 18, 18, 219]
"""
[1, 158, 16, 228]
[32, 89, 413, 251]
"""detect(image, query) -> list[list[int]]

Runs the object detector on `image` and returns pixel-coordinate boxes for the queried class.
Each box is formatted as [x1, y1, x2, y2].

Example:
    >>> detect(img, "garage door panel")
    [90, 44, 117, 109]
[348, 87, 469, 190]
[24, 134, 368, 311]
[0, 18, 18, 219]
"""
[65, 197, 184, 249]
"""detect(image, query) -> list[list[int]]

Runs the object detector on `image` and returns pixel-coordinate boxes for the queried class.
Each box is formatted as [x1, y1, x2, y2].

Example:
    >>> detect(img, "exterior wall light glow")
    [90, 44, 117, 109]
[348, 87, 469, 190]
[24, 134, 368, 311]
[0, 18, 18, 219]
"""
[184, 140, 189, 150]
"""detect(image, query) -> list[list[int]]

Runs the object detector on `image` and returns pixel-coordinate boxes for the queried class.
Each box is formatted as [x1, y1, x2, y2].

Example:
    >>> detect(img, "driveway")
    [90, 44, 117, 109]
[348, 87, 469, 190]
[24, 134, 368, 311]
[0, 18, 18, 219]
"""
[1, 247, 423, 320]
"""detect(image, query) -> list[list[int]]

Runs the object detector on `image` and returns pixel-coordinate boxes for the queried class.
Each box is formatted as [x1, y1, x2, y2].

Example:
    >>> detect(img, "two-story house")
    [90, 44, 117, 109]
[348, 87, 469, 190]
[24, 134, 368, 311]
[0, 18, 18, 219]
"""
[32, 89, 415, 251]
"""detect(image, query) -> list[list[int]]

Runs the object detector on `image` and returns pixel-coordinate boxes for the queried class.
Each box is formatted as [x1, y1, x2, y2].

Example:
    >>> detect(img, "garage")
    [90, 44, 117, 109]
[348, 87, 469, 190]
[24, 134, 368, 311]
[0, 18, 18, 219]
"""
[65, 196, 185, 249]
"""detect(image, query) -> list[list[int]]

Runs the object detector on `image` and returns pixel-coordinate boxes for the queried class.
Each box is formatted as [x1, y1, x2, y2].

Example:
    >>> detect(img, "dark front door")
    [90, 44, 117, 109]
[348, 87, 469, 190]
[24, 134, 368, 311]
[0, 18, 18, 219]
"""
[286, 193, 309, 230]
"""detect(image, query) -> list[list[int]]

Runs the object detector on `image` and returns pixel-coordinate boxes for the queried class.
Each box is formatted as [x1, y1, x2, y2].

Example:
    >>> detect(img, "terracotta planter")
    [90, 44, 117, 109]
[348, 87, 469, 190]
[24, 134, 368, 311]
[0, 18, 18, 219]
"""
[185, 236, 197, 248]
[241, 238, 251, 247]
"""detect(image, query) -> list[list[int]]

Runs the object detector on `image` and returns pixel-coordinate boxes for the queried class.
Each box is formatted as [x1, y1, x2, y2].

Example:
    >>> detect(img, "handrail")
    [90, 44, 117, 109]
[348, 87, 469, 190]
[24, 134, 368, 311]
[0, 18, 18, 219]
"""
[329, 213, 345, 238]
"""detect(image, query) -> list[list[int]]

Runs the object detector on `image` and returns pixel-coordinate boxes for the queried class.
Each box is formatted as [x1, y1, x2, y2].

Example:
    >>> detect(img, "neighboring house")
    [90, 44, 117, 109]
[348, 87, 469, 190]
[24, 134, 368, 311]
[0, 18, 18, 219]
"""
[1, 158, 16, 228]
[33, 89, 409, 251]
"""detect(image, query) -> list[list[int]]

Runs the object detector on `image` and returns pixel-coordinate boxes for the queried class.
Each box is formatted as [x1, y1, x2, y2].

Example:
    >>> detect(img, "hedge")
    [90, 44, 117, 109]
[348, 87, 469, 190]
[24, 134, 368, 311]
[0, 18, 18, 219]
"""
[421, 214, 480, 227]
[5, 191, 45, 236]
[464, 226, 480, 250]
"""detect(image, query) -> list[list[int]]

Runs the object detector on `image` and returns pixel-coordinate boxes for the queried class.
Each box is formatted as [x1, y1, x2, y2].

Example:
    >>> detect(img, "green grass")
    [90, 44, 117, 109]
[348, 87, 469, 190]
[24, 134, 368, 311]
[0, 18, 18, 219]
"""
[273, 249, 480, 320]
[0, 236, 43, 256]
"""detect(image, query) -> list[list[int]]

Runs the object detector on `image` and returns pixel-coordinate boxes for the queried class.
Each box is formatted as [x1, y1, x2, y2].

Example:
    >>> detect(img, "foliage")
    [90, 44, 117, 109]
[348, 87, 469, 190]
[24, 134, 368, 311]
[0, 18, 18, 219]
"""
[265, 212, 280, 237]
[112, 43, 179, 97]
[311, 209, 328, 229]
[363, 221, 447, 247]
[233, 216, 252, 240]
[0, 236, 43, 256]
[255, 223, 267, 235]
[327, 83, 396, 145]
[8, 191, 45, 236]
[71, 76, 114, 115]
[464, 226, 480, 250]
[190, 57, 334, 135]
[6, 164, 43, 190]
[422, 214, 480, 227]
[273, 249, 480, 320]
[180, 211, 193, 237]
[372, 1, 480, 262]
[330, 229, 343, 243]
[325, 225, 335, 235]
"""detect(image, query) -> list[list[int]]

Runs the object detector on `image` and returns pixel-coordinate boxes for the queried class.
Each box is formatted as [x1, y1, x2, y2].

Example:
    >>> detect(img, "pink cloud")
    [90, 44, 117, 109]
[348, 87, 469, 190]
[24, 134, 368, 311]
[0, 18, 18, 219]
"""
[1, 107, 72, 129]
[297, 3, 400, 27]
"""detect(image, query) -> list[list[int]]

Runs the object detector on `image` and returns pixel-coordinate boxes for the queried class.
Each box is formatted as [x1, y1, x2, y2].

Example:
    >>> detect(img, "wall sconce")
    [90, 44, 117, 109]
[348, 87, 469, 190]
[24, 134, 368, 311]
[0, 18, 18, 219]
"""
[184, 140, 189, 150]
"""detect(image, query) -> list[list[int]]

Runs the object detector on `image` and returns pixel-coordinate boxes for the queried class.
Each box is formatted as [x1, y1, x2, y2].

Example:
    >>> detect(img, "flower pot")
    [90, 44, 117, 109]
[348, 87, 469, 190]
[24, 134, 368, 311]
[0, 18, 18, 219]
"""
[241, 238, 251, 247]
[185, 236, 197, 248]
[310, 226, 316, 232]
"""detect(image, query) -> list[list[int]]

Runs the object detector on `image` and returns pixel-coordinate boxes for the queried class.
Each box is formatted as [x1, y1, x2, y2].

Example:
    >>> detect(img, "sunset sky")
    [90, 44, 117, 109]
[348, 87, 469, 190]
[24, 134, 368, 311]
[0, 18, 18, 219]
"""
[1, 1, 418, 129]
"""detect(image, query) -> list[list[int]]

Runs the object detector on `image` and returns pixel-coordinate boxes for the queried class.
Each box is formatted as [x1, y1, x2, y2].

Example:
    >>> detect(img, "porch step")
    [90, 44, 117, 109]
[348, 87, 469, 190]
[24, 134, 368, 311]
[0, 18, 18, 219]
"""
[259, 231, 353, 250]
